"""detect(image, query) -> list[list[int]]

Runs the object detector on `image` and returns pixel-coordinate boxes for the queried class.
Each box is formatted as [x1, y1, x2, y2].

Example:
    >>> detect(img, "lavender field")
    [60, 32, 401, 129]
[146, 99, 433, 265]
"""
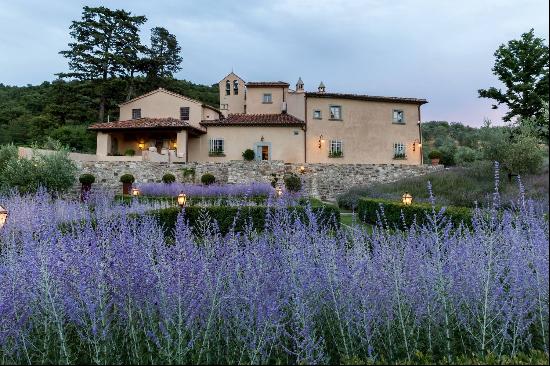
[0, 177, 548, 364]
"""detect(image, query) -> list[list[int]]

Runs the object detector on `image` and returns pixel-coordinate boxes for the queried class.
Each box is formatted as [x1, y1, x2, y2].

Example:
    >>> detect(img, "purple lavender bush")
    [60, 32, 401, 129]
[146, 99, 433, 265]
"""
[0, 174, 548, 364]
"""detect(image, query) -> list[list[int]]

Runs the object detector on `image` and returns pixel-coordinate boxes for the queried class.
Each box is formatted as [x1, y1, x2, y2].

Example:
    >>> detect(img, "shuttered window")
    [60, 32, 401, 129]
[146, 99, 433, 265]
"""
[180, 107, 190, 121]
[132, 109, 141, 119]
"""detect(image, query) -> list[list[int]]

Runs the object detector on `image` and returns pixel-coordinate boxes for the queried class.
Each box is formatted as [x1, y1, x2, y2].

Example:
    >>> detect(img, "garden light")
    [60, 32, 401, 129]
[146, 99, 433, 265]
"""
[131, 188, 140, 197]
[275, 187, 283, 198]
[177, 192, 187, 207]
[0, 205, 7, 229]
[402, 192, 413, 205]
[299, 166, 305, 174]
[138, 142, 145, 150]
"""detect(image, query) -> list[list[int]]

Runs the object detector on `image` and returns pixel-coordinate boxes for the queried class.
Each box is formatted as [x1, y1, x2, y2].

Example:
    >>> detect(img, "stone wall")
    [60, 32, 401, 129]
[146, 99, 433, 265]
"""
[75, 160, 443, 201]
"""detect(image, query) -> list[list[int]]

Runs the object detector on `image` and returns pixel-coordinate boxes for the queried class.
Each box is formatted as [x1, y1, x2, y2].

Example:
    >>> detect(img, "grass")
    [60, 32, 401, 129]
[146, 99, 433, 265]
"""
[337, 160, 549, 209]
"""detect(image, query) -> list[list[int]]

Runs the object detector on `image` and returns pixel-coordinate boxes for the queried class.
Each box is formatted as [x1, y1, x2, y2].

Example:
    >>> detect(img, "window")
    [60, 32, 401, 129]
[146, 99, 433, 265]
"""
[313, 110, 322, 119]
[393, 109, 405, 124]
[221, 104, 228, 110]
[329, 139, 343, 157]
[263, 93, 272, 103]
[180, 107, 190, 121]
[209, 138, 225, 156]
[225, 80, 230, 95]
[132, 108, 141, 119]
[233, 80, 239, 95]
[393, 142, 406, 159]
[329, 106, 342, 120]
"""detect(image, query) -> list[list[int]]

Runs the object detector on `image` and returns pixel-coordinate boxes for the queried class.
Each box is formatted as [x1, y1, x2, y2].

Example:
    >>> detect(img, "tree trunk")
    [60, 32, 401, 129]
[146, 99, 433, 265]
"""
[99, 95, 106, 122]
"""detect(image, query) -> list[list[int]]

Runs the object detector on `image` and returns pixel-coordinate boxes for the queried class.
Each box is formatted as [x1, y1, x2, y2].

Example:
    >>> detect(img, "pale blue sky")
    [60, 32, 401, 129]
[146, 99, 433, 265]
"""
[0, 0, 548, 125]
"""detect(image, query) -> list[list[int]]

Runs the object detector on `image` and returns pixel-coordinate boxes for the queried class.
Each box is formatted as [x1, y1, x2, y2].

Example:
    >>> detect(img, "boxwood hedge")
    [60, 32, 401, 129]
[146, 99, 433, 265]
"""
[357, 197, 472, 228]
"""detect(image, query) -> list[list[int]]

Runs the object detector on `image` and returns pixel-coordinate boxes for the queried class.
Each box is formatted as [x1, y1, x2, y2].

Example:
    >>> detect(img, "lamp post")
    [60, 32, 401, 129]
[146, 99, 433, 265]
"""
[177, 192, 187, 208]
[0, 205, 7, 230]
[131, 187, 140, 197]
[299, 165, 305, 174]
[402, 192, 413, 205]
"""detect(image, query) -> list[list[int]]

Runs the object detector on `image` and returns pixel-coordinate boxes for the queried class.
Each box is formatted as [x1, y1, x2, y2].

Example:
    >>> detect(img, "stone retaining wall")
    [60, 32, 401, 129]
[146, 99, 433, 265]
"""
[75, 160, 443, 201]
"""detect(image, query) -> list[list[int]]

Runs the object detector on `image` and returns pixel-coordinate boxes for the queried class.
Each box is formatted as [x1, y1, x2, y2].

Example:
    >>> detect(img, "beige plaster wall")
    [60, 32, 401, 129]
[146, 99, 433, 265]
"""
[187, 126, 305, 163]
[119, 90, 219, 128]
[305, 97, 422, 165]
[286, 91, 305, 120]
[246, 86, 288, 114]
[218, 72, 246, 116]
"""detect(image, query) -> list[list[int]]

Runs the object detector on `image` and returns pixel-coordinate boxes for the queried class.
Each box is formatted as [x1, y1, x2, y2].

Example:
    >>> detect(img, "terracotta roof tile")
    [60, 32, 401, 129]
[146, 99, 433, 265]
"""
[306, 92, 428, 104]
[88, 118, 206, 133]
[200, 113, 304, 127]
[245, 81, 290, 87]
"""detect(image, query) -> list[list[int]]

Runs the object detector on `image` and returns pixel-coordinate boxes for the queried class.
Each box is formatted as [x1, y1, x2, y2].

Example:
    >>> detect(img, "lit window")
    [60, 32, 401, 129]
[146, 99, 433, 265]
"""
[209, 138, 224, 155]
[329, 139, 343, 157]
[329, 106, 342, 120]
[393, 110, 405, 124]
[313, 110, 322, 119]
[132, 109, 141, 119]
[393, 142, 406, 159]
[225, 80, 230, 95]
[263, 93, 272, 103]
[233, 80, 239, 95]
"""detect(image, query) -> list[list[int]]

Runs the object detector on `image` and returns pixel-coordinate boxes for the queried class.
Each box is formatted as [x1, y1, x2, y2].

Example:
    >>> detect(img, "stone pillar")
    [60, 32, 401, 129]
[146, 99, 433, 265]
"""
[176, 130, 188, 159]
[96, 132, 111, 156]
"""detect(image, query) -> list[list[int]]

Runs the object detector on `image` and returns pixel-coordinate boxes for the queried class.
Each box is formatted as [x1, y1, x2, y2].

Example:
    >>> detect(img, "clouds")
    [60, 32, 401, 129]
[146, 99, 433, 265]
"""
[0, 0, 548, 125]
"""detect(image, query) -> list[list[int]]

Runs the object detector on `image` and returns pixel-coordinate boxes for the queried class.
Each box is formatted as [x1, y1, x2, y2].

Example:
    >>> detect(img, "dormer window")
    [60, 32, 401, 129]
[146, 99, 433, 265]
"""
[132, 108, 141, 119]
[225, 80, 230, 95]
[233, 80, 239, 95]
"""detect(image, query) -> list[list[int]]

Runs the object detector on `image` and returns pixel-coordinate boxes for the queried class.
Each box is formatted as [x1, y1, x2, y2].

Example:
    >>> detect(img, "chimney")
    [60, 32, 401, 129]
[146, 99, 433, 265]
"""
[318, 81, 326, 93]
[296, 77, 304, 93]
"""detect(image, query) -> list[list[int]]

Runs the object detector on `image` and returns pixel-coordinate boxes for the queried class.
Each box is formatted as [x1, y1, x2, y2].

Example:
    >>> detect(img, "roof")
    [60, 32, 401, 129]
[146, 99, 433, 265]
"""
[305, 92, 428, 105]
[88, 117, 206, 134]
[218, 71, 245, 83]
[200, 113, 305, 127]
[118, 88, 210, 108]
[245, 81, 290, 87]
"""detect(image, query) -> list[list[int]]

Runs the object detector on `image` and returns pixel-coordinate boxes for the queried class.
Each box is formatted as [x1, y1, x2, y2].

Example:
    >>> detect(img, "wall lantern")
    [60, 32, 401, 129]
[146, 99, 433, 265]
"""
[412, 139, 422, 152]
[173, 141, 178, 149]
[177, 192, 187, 207]
[138, 142, 145, 150]
[260, 136, 265, 142]
[402, 192, 413, 205]
[275, 187, 283, 198]
[0, 205, 8, 230]
[318, 135, 325, 149]
[131, 187, 140, 197]
[299, 166, 305, 174]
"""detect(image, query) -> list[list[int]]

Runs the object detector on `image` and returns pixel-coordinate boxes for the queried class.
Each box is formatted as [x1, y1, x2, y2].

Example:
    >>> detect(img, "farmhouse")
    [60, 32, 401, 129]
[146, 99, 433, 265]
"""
[89, 72, 427, 164]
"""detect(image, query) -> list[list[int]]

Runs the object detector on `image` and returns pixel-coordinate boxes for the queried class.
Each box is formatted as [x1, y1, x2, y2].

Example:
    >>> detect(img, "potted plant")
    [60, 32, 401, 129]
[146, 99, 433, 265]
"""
[120, 173, 135, 195]
[79, 173, 95, 202]
[428, 150, 442, 165]
[162, 173, 176, 184]
[201, 173, 215, 185]
[242, 148, 255, 161]
[124, 148, 136, 156]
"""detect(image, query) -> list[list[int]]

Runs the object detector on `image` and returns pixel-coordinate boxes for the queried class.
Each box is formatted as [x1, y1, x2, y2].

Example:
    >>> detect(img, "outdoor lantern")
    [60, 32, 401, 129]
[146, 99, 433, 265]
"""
[260, 135, 265, 142]
[138, 142, 145, 150]
[173, 141, 177, 149]
[413, 139, 422, 152]
[402, 192, 413, 205]
[318, 135, 324, 149]
[299, 165, 305, 174]
[131, 187, 140, 197]
[177, 192, 187, 207]
[0, 205, 7, 230]
[275, 187, 283, 198]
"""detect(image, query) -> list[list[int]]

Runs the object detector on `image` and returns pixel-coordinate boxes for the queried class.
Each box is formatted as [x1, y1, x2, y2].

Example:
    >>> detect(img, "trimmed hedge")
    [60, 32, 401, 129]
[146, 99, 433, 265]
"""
[114, 194, 268, 206]
[357, 197, 473, 228]
[146, 204, 340, 236]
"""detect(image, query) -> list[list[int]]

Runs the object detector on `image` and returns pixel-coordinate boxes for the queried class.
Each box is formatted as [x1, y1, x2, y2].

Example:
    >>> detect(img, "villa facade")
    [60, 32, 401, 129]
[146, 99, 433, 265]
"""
[89, 72, 427, 165]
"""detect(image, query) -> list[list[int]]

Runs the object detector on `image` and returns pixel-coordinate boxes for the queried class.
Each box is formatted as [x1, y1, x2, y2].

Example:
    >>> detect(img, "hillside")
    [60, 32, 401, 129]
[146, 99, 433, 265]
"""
[0, 78, 219, 152]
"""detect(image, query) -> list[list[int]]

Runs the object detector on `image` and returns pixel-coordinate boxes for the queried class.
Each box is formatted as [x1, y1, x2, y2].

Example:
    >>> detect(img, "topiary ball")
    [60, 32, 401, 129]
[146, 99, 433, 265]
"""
[242, 149, 255, 161]
[283, 173, 302, 193]
[201, 173, 215, 185]
[162, 173, 176, 184]
[120, 173, 135, 184]
[79, 173, 95, 185]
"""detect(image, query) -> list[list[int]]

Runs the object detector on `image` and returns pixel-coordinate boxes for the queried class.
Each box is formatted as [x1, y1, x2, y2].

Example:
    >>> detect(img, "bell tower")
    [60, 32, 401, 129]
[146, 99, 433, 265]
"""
[296, 77, 304, 93]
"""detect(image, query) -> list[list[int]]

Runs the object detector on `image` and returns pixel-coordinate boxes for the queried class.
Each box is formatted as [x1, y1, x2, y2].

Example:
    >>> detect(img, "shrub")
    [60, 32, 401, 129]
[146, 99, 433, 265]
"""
[0, 144, 18, 172]
[79, 173, 95, 185]
[201, 173, 215, 185]
[284, 173, 302, 192]
[501, 136, 544, 175]
[454, 146, 482, 164]
[120, 174, 135, 184]
[428, 150, 442, 159]
[162, 173, 176, 184]
[242, 149, 255, 161]
[357, 197, 473, 228]
[124, 148, 136, 156]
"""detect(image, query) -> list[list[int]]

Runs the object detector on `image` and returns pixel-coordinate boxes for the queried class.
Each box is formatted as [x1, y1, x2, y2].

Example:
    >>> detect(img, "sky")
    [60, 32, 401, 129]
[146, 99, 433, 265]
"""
[0, 0, 548, 126]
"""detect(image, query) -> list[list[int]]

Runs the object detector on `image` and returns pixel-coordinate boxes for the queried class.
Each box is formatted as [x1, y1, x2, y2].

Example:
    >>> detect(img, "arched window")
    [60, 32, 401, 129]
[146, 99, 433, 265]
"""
[225, 80, 230, 95]
[233, 80, 239, 95]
